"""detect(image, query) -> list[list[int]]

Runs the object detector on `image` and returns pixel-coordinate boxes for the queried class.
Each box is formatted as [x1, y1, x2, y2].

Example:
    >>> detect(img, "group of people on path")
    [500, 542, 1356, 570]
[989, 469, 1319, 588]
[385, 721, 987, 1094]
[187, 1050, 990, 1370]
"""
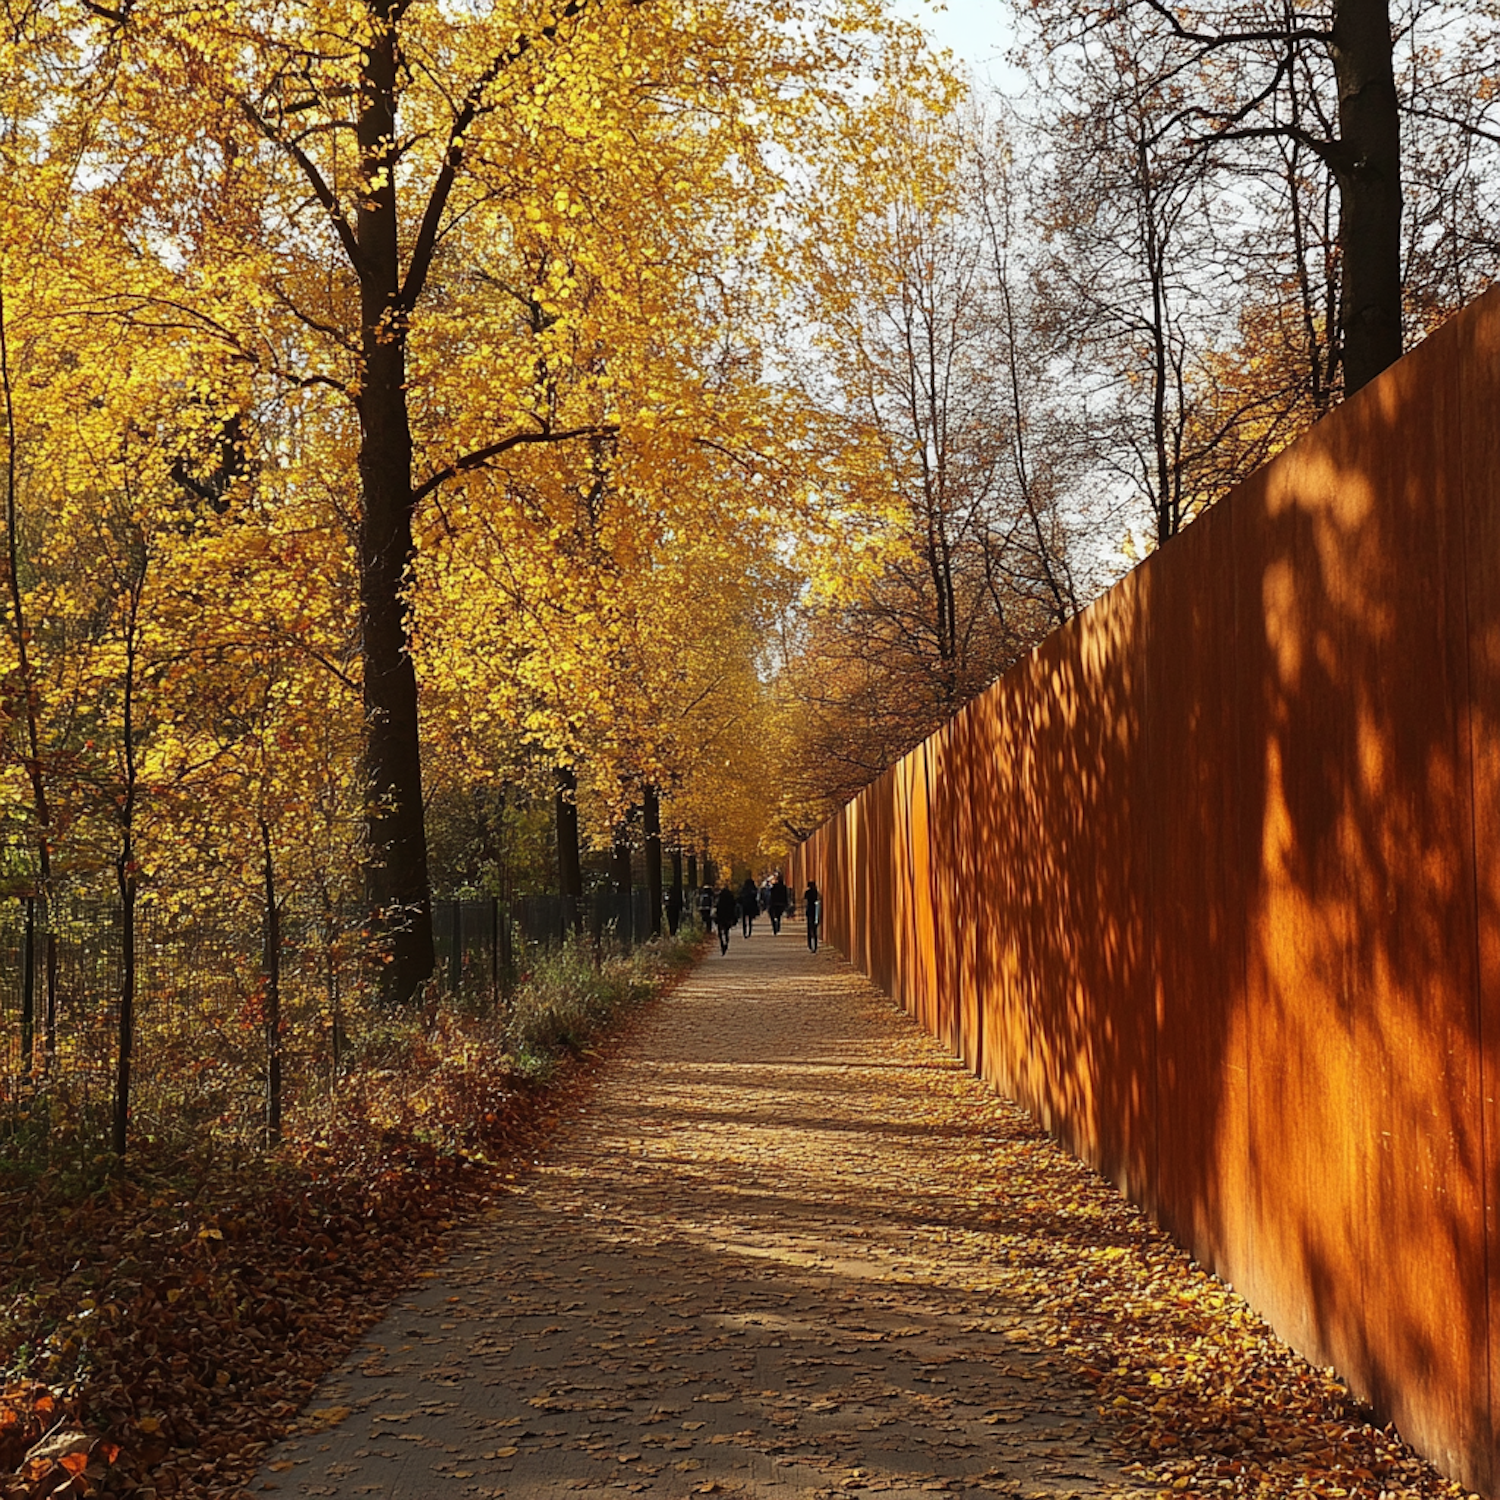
[695, 872, 822, 956]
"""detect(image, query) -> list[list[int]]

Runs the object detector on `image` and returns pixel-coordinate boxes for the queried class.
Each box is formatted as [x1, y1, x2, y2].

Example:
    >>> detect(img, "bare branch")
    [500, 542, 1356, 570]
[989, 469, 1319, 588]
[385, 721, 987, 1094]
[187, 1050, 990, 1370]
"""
[1135, 0, 1331, 50]
[239, 97, 364, 274]
[1405, 102, 1500, 149]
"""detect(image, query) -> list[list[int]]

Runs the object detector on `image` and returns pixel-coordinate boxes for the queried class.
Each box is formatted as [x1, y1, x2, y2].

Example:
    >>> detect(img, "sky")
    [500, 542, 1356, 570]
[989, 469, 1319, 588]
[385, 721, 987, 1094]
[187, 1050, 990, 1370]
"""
[896, 0, 1029, 92]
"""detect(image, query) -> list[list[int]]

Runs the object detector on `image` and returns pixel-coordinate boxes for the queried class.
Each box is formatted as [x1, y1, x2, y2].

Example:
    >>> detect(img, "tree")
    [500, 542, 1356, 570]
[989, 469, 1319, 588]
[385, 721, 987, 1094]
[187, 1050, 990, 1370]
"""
[1031, 11, 1275, 548]
[1022, 0, 1500, 404]
[40, 0, 912, 999]
[776, 93, 1078, 818]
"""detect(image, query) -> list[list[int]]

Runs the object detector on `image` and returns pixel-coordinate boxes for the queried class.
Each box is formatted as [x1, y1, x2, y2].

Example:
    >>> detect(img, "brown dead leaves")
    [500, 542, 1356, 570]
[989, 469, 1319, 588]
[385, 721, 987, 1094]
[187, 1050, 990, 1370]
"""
[0, 1384, 119, 1500]
[0, 1006, 642, 1500]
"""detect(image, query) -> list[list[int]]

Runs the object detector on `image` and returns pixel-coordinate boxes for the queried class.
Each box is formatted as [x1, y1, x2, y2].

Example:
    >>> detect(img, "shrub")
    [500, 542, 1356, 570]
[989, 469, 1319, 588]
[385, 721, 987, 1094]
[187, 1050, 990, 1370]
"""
[504, 931, 699, 1077]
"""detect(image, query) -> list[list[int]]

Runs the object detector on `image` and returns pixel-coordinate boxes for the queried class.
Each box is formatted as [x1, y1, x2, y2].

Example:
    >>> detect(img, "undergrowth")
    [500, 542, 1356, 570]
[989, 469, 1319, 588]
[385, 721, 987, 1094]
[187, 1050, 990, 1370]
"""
[0, 929, 703, 1500]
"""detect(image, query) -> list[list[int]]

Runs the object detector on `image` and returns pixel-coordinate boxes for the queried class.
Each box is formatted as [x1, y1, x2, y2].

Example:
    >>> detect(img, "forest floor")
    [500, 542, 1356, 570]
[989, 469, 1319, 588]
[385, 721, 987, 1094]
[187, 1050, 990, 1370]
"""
[0, 940, 700, 1500]
[243, 921, 1469, 1500]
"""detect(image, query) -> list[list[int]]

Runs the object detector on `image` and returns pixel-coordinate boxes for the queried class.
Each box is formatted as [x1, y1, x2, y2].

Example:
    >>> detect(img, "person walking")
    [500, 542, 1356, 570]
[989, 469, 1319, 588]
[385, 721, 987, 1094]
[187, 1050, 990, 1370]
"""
[714, 885, 737, 955]
[698, 884, 714, 931]
[739, 876, 759, 939]
[804, 879, 822, 953]
[768, 873, 788, 935]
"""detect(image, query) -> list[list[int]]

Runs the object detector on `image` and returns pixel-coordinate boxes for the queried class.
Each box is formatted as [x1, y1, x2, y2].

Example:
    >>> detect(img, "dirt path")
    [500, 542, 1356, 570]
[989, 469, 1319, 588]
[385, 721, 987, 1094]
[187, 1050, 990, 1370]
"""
[246, 922, 1452, 1500]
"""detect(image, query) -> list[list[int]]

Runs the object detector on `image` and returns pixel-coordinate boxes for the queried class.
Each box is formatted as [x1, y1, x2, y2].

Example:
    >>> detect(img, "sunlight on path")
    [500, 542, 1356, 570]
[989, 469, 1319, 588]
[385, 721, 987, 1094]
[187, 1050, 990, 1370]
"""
[251, 923, 1135, 1500]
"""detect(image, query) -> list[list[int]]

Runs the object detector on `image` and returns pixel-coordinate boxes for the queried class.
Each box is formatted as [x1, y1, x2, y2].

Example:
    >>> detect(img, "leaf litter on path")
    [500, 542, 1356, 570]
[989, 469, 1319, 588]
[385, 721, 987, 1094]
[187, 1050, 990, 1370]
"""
[0, 953, 699, 1500]
[241, 927, 1472, 1500]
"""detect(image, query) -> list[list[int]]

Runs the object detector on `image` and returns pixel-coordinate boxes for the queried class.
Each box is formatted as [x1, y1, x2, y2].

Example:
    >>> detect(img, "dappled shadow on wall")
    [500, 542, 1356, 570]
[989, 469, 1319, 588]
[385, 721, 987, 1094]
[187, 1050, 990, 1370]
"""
[1219, 298, 1497, 1491]
[798, 287, 1500, 1496]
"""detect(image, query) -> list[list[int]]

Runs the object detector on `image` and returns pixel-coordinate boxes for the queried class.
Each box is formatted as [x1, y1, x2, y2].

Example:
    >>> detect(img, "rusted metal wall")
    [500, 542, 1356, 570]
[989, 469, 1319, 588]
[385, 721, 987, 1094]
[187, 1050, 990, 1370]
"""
[789, 285, 1500, 1496]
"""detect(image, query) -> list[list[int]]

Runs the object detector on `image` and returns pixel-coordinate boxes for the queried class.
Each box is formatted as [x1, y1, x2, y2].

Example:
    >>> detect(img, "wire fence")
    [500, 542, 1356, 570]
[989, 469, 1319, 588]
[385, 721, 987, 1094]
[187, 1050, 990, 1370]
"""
[0, 884, 675, 1165]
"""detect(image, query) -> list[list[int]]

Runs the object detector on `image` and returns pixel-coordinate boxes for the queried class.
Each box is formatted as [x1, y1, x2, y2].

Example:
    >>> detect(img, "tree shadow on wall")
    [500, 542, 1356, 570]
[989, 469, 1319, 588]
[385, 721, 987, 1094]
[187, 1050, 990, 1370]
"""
[822, 289, 1500, 1494]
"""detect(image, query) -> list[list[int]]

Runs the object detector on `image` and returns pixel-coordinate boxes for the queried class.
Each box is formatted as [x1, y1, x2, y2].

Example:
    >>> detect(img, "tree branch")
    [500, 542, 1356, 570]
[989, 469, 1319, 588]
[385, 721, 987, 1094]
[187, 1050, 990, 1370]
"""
[239, 97, 364, 275]
[1204, 121, 1350, 172]
[1136, 0, 1331, 50]
[1405, 102, 1500, 149]
[410, 424, 617, 505]
[402, 0, 648, 310]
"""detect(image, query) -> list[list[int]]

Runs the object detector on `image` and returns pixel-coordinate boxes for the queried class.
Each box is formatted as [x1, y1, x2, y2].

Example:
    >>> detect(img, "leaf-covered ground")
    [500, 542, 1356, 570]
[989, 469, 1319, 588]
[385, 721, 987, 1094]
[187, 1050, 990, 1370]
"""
[246, 926, 1472, 1500]
[1, 940, 699, 1500]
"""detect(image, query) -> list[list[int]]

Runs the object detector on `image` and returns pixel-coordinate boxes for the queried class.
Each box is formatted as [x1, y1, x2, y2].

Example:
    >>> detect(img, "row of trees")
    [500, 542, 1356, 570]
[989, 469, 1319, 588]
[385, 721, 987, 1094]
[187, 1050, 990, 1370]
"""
[0, 0, 955, 1151]
[3, 0, 1497, 1136]
[770, 0, 1500, 834]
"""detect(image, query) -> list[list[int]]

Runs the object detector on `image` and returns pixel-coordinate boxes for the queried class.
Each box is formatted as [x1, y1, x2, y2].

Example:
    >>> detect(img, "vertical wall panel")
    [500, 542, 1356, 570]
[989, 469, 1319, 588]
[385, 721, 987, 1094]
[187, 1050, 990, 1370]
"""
[1344, 325, 1485, 1476]
[1145, 496, 1249, 1274]
[1462, 288, 1500, 1496]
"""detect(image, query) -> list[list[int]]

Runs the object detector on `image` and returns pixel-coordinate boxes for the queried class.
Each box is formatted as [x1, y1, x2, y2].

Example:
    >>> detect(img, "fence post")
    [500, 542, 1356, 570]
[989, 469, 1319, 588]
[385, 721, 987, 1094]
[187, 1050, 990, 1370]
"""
[449, 898, 462, 994]
[262, 824, 282, 1144]
[502, 901, 516, 997]
[328, 941, 343, 1081]
[43, 929, 57, 1072]
[490, 896, 500, 1012]
[20, 896, 34, 1076]
[113, 878, 137, 1159]
[644, 786, 663, 938]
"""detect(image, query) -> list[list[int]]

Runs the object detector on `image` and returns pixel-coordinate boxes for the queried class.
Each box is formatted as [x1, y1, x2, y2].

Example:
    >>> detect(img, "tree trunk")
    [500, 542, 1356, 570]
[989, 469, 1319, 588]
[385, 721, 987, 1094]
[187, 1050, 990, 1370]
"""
[2, 275, 55, 1065]
[112, 566, 143, 1161]
[356, 2, 434, 1001]
[644, 786, 663, 937]
[555, 765, 583, 931]
[1330, 0, 1403, 394]
[687, 851, 698, 891]
[261, 818, 282, 1144]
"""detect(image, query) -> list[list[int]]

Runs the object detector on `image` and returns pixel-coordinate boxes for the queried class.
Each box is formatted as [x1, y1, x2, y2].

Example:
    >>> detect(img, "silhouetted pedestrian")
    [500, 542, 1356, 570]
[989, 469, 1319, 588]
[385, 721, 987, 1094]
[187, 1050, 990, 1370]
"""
[698, 884, 714, 930]
[739, 877, 759, 938]
[715, 886, 737, 955]
[768, 874, 788, 935]
[804, 880, 822, 952]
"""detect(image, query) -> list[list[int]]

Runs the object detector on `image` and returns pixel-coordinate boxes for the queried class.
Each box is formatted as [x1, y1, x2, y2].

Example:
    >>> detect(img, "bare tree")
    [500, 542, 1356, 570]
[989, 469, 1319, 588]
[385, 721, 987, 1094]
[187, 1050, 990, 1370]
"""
[780, 100, 1079, 816]
[1021, 0, 1500, 407]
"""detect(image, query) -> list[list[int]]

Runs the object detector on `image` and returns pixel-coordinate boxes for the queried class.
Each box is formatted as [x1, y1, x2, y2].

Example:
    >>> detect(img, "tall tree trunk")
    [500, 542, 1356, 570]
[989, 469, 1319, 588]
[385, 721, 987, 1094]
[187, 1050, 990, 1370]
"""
[1330, 0, 1403, 394]
[644, 786, 663, 937]
[112, 603, 141, 1161]
[261, 817, 282, 1143]
[555, 765, 583, 931]
[356, 1, 434, 1001]
[1, 274, 54, 1068]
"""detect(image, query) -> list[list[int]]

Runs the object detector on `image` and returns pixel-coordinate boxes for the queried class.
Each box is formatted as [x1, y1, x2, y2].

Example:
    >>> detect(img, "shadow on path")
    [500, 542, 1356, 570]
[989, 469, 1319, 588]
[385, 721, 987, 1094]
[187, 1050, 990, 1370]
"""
[247, 926, 1447, 1500]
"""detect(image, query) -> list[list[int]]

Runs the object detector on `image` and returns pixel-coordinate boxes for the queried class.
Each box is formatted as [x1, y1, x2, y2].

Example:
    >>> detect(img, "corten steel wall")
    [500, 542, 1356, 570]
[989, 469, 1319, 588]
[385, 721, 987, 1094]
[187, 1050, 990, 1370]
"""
[788, 285, 1500, 1496]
